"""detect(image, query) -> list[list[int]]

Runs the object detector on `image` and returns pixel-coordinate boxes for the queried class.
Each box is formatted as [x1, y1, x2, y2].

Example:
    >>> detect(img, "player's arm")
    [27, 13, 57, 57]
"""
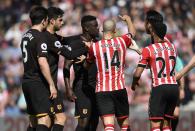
[119, 15, 141, 54]
[83, 42, 95, 69]
[175, 57, 185, 99]
[132, 48, 150, 91]
[56, 35, 87, 61]
[129, 39, 142, 55]
[119, 15, 136, 37]
[176, 55, 195, 80]
[59, 46, 87, 61]
[37, 42, 57, 99]
[63, 59, 76, 102]
[132, 66, 145, 91]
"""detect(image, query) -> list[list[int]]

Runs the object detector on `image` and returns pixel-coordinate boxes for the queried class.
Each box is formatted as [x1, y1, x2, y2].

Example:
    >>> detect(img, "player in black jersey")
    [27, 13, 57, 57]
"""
[44, 7, 86, 131]
[21, 6, 56, 131]
[63, 15, 99, 131]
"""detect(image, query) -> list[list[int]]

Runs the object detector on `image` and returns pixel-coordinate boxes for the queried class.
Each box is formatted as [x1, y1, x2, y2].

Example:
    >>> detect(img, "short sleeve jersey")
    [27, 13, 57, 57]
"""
[21, 29, 48, 82]
[138, 40, 177, 87]
[62, 35, 97, 86]
[87, 33, 132, 92]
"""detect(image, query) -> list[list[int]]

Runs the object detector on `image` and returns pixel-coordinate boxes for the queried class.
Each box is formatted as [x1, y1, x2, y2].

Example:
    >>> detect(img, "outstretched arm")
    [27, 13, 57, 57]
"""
[119, 15, 141, 54]
[119, 15, 136, 37]
[176, 55, 195, 80]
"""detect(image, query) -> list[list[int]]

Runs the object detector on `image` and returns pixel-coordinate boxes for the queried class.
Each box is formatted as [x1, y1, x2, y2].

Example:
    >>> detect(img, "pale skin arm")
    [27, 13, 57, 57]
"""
[176, 55, 195, 80]
[38, 57, 57, 99]
[119, 15, 136, 37]
[119, 15, 142, 54]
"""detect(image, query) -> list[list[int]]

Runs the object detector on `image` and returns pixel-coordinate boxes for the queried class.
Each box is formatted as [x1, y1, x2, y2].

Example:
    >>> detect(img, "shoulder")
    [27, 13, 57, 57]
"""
[64, 35, 81, 46]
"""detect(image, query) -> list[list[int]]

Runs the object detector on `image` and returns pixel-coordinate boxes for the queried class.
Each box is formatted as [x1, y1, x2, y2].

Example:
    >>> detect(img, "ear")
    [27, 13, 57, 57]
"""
[49, 18, 55, 25]
[41, 19, 45, 26]
[147, 23, 154, 34]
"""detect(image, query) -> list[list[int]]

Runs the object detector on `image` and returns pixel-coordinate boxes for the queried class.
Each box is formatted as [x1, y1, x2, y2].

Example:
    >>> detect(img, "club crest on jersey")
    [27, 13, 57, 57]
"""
[57, 104, 62, 110]
[41, 43, 47, 52]
[82, 109, 88, 114]
[55, 41, 62, 48]
[50, 107, 54, 113]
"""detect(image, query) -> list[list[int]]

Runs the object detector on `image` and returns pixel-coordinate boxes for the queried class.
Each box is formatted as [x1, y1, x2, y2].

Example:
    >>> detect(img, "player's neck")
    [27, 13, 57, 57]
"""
[152, 35, 165, 43]
[47, 26, 55, 34]
[31, 25, 43, 32]
[81, 33, 93, 42]
[103, 32, 114, 40]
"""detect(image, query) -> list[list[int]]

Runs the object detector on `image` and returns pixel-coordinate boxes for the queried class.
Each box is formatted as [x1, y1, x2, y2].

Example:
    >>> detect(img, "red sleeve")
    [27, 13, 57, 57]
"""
[87, 45, 95, 63]
[138, 47, 150, 68]
[121, 33, 132, 47]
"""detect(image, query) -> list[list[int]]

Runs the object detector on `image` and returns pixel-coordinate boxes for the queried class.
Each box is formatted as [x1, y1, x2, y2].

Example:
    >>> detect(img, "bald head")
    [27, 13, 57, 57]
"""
[103, 19, 116, 33]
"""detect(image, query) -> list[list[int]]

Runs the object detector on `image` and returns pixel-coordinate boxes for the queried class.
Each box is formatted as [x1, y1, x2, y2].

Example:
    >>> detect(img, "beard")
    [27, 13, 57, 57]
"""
[54, 25, 60, 32]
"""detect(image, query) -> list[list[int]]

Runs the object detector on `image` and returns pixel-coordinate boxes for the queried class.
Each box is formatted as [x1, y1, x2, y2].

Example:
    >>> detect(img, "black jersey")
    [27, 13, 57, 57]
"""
[21, 29, 48, 83]
[44, 31, 88, 87]
[63, 35, 97, 86]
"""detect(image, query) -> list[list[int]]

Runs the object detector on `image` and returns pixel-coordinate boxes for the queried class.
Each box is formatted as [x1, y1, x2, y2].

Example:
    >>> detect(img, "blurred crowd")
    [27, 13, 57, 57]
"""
[0, 0, 194, 116]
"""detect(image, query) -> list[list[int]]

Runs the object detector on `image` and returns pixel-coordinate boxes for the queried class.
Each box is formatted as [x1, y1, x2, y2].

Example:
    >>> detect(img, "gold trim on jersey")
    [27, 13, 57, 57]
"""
[29, 113, 48, 117]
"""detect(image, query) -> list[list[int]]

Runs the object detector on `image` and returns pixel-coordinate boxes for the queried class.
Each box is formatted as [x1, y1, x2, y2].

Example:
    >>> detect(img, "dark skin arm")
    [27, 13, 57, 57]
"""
[63, 59, 77, 102]
[131, 66, 145, 91]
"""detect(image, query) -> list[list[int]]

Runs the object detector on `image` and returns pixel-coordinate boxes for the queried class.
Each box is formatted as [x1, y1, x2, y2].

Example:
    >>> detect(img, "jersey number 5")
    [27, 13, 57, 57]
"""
[104, 50, 120, 70]
[22, 41, 28, 63]
[156, 56, 176, 78]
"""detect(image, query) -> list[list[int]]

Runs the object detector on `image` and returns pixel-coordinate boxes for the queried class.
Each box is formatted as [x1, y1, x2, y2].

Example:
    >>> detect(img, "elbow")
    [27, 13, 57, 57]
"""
[131, 30, 136, 38]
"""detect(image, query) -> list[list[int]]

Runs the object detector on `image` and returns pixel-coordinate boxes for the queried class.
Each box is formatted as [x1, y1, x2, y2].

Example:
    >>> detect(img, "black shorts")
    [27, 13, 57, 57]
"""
[96, 89, 129, 119]
[22, 81, 64, 117]
[73, 80, 98, 119]
[149, 84, 179, 120]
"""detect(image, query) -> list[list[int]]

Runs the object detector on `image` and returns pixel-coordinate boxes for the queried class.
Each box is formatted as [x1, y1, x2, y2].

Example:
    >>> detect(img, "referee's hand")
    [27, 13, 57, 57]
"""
[49, 84, 57, 99]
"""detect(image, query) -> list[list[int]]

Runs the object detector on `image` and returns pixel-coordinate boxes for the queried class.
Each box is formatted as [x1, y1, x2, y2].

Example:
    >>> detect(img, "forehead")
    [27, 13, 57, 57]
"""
[86, 20, 98, 26]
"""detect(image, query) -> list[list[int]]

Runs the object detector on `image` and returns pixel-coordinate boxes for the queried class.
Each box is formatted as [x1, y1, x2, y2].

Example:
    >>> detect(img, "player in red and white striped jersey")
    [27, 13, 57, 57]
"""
[85, 15, 141, 131]
[132, 10, 179, 131]
[138, 38, 177, 87]
[87, 33, 139, 92]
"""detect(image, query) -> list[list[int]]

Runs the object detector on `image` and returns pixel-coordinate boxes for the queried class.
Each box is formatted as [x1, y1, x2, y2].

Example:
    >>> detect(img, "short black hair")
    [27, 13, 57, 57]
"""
[146, 10, 166, 39]
[48, 7, 64, 21]
[29, 6, 48, 25]
[81, 15, 96, 27]
[146, 10, 163, 23]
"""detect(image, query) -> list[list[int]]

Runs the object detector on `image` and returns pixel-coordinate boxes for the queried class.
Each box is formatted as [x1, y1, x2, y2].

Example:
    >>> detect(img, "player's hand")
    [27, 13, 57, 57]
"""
[119, 15, 132, 22]
[75, 55, 86, 63]
[66, 89, 77, 102]
[49, 84, 57, 99]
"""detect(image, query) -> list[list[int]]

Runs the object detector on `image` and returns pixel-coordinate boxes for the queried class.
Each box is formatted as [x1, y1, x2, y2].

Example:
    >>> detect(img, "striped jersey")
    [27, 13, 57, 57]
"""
[87, 34, 132, 92]
[138, 39, 177, 87]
